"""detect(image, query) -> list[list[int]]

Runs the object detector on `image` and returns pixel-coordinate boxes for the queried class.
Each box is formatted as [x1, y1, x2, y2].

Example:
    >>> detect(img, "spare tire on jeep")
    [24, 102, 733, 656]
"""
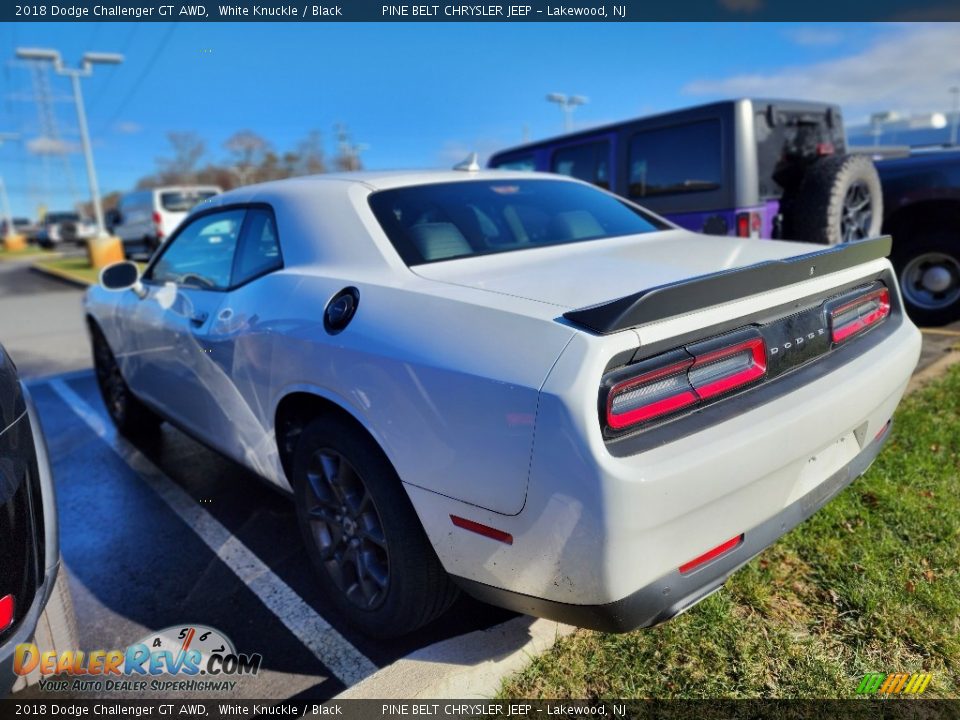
[788, 154, 883, 245]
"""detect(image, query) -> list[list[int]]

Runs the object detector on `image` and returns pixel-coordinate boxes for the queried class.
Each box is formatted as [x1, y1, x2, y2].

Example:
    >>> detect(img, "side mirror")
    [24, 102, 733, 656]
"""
[99, 261, 146, 298]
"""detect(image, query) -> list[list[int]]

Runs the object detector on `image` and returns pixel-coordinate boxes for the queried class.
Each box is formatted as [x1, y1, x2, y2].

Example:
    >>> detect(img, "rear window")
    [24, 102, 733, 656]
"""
[369, 179, 663, 266]
[161, 191, 218, 212]
[628, 120, 722, 198]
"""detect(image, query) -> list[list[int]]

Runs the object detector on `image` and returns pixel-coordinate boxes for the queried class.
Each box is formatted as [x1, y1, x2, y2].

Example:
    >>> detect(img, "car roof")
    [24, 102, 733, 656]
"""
[208, 168, 567, 200]
[189, 169, 588, 273]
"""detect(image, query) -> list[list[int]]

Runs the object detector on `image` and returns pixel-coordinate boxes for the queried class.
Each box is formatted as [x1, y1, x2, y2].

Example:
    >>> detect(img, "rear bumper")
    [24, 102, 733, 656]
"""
[455, 420, 890, 632]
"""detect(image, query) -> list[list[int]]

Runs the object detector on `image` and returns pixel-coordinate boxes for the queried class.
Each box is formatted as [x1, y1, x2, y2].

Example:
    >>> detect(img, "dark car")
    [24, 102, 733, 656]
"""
[0, 344, 76, 695]
[489, 98, 883, 247]
[874, 148, 960, 325]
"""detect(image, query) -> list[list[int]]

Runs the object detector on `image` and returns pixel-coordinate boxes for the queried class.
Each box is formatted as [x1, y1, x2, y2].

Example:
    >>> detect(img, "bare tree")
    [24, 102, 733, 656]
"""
[294, 130, 326, 175]
[157, 132, 206, 183]
[333, 123, 365, 172]
[224, 130, 270, 185]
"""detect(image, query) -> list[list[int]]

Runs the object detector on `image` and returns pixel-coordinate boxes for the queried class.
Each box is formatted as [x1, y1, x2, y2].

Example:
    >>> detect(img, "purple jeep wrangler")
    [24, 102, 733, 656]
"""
[488, 98, 882, 247]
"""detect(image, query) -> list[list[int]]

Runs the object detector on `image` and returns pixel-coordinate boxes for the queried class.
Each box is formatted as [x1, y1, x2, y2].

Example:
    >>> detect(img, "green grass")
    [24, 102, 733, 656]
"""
[33, 256, 101, 285]
[0, 245, 50, 260]
[33, 257, 146, 286]
[500, 363, 960, 699]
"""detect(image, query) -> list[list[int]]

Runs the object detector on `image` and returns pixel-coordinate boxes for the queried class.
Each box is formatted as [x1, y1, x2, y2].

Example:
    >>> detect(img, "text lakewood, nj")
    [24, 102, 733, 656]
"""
[381, 3, 625, 15]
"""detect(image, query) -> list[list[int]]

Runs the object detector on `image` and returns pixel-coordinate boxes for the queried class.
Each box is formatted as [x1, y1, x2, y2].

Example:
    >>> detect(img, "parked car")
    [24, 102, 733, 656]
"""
[34, 211, 95, 248]
[871, 147, 960, 325]
[0, 218, 34, 238]
[489, 98, 883, 246]
[85, 169, 919, 637]
[108, 185, 222, 258]
[0, 344, 78, 696]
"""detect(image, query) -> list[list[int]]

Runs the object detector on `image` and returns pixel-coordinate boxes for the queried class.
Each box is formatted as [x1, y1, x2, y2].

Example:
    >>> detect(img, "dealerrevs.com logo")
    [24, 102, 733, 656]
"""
[14, 625, 262, 693]
[856, 672, 933, 695]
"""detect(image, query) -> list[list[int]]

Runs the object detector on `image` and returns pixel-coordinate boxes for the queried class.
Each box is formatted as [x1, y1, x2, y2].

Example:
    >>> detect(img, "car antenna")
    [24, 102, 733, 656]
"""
[453, 152, 480, 172]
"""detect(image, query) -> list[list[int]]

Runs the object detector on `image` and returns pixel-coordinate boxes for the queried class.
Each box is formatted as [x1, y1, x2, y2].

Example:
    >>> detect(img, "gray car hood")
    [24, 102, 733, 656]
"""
[412, 230, 821, 310]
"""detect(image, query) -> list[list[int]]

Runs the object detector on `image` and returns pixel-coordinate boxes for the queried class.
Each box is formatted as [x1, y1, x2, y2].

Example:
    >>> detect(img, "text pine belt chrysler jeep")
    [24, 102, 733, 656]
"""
[84, 169, 920, 637]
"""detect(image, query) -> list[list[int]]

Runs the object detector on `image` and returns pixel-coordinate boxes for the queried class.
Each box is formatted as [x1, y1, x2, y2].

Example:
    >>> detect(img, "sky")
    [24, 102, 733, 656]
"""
[1, 21, 959, 217]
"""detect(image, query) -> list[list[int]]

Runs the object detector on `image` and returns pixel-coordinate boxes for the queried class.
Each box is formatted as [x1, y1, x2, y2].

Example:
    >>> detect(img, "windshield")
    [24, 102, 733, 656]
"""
[369, 179, 664, 265]
[46, 213, 80, 223]
[161, 191, 218, 212]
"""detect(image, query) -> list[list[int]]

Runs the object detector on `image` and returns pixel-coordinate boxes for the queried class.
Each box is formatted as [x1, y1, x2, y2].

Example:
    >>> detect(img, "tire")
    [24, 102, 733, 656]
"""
[11, 561, 80, 692]
[292, 416, 458, 638]
[789, 154, 883, 245]
[892, 230, 960, 326]
[90, 323, 162, 437]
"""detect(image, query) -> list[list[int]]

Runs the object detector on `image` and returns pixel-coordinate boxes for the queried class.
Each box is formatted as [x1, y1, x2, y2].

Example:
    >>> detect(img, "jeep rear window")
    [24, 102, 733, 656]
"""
[628, 120, 722, 198]
[369, 179, 664, 265]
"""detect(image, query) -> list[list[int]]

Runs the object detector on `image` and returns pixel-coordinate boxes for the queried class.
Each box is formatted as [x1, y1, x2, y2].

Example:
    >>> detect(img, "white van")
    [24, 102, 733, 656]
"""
[110, 186, 222, 257]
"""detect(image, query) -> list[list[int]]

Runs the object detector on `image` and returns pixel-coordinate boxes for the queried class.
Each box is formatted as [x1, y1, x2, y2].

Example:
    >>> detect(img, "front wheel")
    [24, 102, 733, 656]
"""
[893, 231, 960, 326]
[292, 416, 458, 638]
[90, 323, 162, 436]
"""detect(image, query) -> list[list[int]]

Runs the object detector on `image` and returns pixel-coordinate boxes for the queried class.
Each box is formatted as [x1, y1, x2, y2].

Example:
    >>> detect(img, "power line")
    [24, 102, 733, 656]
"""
[90, 23, 140, 109]
[97, 22, 176, 135]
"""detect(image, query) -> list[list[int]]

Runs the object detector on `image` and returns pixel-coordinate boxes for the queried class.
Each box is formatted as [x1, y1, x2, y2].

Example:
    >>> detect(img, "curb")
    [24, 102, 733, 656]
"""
[335, 617, 575, 700]
[906, 342, 960, 395]
[29, 262, 93, 289]
[0, 250, 63, 264]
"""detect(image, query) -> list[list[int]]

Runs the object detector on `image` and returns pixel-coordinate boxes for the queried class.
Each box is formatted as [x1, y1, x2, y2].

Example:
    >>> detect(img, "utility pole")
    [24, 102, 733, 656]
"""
[16, 48, 123, 237]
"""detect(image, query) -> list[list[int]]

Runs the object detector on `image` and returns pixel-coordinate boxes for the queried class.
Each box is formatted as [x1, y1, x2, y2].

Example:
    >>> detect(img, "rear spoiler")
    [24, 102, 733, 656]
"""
[563, 236, 893, 335]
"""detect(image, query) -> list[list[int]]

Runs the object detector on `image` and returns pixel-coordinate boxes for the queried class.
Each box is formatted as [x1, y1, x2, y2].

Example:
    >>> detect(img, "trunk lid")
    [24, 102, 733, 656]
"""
[413, 229, 821, 311]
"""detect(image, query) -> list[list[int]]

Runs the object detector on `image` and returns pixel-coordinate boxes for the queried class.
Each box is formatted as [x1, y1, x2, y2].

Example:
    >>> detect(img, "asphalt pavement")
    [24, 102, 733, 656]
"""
[1, 258, 514, 700]
[1, 256, 957, 700]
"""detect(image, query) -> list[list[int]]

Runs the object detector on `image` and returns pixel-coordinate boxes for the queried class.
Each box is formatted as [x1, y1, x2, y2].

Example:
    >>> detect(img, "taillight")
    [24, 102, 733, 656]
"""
[735, 212, 762, 238]
[688, 337, 767, 400]
[829, 287, 890, 344]
[0, 594, 14, 632]
[605, 331, 767, 432]
[607, 357, 696, 430]
[152, 211, 164, 238]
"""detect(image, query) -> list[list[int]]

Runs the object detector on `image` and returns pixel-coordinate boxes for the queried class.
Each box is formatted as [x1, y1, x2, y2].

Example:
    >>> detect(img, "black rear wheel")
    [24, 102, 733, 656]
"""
[292, 416, 458, 637]
[90, 323, 162, 436]
[789, 154, 883, 245]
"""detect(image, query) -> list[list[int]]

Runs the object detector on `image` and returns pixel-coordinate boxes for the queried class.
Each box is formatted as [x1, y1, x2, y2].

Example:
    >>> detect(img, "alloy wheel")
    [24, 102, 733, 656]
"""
[304, 448, 390, 610]
[840, 181, 874, 243]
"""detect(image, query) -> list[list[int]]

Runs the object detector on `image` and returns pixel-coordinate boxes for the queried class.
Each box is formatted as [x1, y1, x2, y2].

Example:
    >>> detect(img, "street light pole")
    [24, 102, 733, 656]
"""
[16, 48, 123, 238]
[546, 93, 588, 132]
[0, 132, 19, 238]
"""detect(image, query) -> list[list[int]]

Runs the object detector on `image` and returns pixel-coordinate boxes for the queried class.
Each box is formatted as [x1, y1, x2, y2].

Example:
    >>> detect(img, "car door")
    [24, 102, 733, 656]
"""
[125, 208, 247, 441]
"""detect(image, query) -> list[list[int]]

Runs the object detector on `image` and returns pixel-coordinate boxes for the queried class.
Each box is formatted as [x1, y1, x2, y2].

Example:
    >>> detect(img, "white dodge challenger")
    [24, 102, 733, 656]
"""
[85, 168, 921, 637]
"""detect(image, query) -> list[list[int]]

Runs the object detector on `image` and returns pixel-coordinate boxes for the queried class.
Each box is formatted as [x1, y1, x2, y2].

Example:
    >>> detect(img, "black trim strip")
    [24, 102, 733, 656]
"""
[563, 235, 893, 334]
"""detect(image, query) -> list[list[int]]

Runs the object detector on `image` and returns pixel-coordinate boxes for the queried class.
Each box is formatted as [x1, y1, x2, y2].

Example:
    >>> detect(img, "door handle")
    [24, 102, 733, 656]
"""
[189, 311, 209, 328]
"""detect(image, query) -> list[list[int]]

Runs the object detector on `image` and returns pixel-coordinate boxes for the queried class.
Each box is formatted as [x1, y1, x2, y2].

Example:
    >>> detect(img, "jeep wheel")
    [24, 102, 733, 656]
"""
[893, 231, 960, 326]
[292, 416, 458, 637]
[90, 323, 162, 436]
[790, 154, 883, 245]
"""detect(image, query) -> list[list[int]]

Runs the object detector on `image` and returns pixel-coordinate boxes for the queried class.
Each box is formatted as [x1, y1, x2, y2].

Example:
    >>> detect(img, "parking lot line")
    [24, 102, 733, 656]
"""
[47, 378, 379, 688]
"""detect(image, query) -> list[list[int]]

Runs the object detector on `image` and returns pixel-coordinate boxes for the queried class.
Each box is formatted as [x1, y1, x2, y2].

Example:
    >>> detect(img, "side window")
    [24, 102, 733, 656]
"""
[551, 141, 610, 189]
[147, 209, 246, 290]
[492, 155, 536, 171]
[233, 207, 283, 286]
[628, 120, 722, 198]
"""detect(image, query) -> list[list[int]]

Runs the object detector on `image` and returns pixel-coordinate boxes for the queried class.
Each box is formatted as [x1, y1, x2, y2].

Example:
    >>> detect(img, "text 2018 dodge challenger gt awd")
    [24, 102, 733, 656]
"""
[84, 169, 921, 637]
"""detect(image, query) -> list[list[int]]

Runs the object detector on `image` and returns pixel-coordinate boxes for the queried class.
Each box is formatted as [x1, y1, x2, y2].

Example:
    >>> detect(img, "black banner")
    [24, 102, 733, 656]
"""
[2, 700, 960, 720]
[5, 0, 960, 22]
